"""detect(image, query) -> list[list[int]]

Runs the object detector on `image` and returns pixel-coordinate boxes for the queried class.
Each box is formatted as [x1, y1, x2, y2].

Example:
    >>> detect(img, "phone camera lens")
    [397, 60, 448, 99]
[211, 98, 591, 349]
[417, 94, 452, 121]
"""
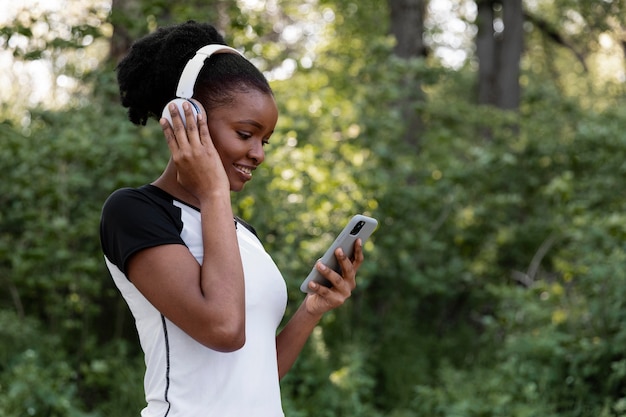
[350, 221, 365, 235]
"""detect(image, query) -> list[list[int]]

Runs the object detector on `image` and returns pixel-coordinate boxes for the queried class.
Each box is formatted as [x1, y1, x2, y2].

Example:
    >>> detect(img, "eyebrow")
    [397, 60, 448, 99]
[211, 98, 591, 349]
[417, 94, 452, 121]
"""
[237, 119, 263, 129]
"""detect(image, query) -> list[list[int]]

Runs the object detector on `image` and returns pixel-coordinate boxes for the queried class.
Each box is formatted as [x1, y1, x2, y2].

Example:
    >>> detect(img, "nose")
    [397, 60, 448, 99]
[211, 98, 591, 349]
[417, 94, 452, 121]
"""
[248, 140, 265, 165]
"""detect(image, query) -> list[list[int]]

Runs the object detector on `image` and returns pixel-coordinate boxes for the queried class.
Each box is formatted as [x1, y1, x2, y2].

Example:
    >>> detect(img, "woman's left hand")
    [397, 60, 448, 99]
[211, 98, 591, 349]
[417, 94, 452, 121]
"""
[304, 239, 364, 316]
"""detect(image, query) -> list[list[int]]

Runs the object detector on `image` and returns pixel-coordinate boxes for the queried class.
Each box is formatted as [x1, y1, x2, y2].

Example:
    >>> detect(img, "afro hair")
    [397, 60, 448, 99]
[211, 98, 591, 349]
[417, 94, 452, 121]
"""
[116, 21, 272, 125]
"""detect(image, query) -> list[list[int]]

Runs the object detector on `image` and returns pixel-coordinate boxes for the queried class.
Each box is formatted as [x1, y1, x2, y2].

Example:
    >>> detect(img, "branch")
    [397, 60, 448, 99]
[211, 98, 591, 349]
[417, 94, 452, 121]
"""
[1, 273, 25, 320]
[524, 11, 588, 72]
[511, 232, 558, 287]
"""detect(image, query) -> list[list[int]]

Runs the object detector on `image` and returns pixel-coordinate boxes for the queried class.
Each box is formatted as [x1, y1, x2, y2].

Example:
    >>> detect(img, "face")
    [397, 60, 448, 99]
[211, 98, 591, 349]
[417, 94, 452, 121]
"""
[204, 89, 278, 192]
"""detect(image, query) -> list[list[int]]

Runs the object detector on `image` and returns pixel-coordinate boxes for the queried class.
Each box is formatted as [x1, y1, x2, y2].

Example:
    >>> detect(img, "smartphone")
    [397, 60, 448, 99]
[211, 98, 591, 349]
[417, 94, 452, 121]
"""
[300, 214, 378, 293]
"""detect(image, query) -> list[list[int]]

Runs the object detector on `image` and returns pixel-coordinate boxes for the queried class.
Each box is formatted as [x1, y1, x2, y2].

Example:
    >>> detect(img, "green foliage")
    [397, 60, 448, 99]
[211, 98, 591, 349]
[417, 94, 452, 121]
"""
[281, 335, 382, 417]
[0, 311, 144, 417]
[0, 79, 164, 415]
[0, 310, 91, 416]
[2, 0, 626, 416]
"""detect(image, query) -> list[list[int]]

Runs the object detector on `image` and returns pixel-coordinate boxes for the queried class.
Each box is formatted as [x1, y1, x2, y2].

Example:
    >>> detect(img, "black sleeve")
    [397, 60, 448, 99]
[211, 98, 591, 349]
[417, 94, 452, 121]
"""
[100, 187, 185, 275]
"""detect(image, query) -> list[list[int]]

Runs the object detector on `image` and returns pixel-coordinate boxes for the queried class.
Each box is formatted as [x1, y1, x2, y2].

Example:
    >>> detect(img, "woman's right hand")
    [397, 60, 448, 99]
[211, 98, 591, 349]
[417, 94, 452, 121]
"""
[160, 100, 230, 199]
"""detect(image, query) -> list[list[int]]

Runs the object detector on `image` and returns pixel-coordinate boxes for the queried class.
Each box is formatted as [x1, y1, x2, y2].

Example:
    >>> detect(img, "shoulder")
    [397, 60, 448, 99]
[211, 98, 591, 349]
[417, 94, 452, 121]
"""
[100, 185, 186, 273]
[102, 186, 150, 211]
[103, 185, 164, 209]
[102, 185, 181, 222]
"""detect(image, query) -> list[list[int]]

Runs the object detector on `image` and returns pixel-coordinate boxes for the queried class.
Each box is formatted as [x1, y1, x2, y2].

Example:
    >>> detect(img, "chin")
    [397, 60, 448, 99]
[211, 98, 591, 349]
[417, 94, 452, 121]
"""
[230, 183, 246, 192]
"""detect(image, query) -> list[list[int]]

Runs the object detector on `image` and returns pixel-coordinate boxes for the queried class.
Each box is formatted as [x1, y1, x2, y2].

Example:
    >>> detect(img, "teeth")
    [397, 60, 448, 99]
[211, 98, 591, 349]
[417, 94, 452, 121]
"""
[235, 164, 252, 175]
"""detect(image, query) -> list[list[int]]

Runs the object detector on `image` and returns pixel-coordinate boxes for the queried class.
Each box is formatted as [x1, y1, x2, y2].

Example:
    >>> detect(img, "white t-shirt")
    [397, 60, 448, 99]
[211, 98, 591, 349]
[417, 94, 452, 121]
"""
[100, 185, 288, 417]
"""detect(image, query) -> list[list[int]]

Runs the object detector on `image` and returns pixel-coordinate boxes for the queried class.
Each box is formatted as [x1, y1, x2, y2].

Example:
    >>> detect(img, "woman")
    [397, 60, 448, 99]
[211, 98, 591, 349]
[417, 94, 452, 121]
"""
[99, 21, 364, 417]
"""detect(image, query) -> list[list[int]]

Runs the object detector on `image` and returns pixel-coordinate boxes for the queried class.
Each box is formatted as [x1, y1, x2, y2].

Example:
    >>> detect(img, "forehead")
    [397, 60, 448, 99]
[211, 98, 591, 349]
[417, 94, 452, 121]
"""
[218, 89, 278, 125]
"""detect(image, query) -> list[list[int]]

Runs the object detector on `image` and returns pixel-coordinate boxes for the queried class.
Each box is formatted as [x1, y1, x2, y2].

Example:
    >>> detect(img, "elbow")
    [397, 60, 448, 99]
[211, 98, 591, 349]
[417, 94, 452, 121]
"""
[214, 331, 246, 352]
[200, 319, 246, 352]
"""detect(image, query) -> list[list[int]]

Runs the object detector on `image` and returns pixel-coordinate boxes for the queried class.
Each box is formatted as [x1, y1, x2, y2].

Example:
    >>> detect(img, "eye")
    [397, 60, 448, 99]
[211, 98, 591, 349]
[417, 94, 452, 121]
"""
[237, 131, 252, 140]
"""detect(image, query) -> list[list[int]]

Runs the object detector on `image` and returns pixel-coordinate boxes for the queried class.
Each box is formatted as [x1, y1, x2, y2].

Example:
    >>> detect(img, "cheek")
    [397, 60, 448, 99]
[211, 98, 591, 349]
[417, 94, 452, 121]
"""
[210, 138, 241, 175]
[206, 128, 228, 156]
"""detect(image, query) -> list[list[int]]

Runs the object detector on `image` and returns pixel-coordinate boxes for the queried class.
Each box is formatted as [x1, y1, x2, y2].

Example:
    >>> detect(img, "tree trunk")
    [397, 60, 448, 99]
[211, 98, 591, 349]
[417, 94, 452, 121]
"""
[387, 0, 427, 151]
[389, 0, 427, 58]
[476, 0, 523, 110]
[476, 0, 496, 105]
[498, 0, 522, 110]
[108, 0, 138, 64]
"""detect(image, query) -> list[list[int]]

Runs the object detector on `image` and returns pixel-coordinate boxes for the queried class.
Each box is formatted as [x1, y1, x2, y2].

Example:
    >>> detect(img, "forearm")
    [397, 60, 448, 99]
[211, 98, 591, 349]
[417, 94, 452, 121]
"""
[199, 193, 246, 340]
[276, 298, 323, 379]
[276, 241, 364, 378]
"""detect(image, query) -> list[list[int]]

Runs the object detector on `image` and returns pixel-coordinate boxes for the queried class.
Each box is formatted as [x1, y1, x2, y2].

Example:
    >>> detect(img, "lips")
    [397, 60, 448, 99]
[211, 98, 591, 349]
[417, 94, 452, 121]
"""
[234, 163, 254, 179]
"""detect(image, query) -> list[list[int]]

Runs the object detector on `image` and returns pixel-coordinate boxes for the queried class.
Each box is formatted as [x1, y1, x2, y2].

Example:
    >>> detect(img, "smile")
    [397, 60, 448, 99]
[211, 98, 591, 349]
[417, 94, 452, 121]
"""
[234, 164, 253, 176]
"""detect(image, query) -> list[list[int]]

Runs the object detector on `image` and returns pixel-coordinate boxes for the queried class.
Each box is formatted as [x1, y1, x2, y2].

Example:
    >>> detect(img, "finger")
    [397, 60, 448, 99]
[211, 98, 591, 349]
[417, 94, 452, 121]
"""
[316, 260, 351, 295]
[165, 102, 192, 150]
[335, 247, 352, 273]
[334, 248, 357, 290]
[307, 280, 340, 306]
[160, 117, 179, 151]
[196, 111, 213, 148]
[352, 238, 364, 269]
[188, 99, 212, 148]
[182, 101, 201, 145]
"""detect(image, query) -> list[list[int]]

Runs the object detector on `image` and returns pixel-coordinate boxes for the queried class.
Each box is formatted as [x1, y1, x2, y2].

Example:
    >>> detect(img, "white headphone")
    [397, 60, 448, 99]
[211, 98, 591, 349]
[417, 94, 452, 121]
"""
[161, 44, 244, 127]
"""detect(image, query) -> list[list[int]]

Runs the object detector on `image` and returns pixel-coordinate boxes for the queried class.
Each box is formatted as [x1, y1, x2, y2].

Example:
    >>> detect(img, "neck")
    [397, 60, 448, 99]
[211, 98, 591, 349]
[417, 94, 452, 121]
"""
[152, 159, 202, 207]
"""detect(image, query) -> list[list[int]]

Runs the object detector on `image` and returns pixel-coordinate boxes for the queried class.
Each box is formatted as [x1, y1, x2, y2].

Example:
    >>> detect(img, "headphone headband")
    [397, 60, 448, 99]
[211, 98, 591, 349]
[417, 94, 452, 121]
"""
[175, 44, 244, 98]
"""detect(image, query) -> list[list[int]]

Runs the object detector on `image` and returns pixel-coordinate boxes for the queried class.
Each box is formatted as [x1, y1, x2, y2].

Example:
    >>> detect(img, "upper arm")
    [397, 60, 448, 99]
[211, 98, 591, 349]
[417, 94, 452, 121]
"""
[101, 188, 245, 351]
[127, 243, 245, 351]
[127, 245, 206, 338]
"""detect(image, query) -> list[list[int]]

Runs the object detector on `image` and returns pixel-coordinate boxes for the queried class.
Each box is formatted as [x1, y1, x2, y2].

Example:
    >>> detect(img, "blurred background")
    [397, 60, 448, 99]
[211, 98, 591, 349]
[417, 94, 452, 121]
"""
[1, 0, 626, 416]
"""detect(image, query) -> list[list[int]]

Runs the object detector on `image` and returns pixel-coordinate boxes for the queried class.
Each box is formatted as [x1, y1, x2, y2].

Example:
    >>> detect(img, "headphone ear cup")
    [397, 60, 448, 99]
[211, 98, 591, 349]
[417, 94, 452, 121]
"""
[162, 98, 199, 128]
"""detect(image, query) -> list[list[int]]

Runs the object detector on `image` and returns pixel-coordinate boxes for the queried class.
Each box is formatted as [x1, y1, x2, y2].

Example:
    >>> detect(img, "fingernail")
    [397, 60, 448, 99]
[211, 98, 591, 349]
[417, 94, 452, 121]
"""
[317, 262, 327, 271]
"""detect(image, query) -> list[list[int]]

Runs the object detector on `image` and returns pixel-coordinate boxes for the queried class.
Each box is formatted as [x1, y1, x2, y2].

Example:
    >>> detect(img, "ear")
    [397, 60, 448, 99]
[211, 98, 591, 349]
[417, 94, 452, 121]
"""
[161, 98, 200, 128]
